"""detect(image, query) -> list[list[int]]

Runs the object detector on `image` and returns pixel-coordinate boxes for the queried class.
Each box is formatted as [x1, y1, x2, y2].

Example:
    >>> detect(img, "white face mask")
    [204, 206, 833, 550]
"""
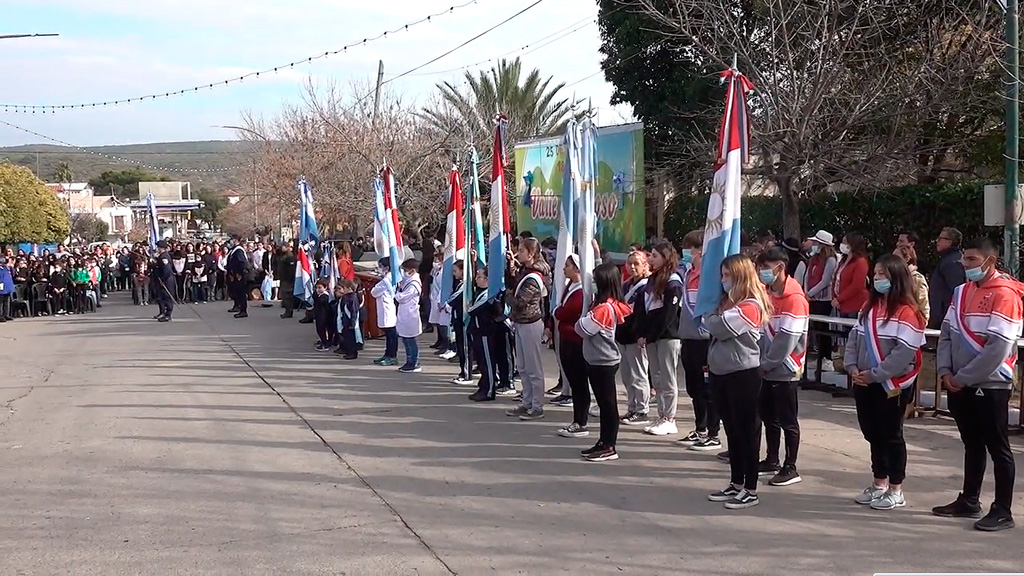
[839, 243, 850, 255]
[403, 271, 415, 279]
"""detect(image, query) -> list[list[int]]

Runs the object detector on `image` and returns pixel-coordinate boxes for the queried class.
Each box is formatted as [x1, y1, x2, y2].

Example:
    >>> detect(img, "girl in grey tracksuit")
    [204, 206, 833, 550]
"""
[704, 254, 771, 511]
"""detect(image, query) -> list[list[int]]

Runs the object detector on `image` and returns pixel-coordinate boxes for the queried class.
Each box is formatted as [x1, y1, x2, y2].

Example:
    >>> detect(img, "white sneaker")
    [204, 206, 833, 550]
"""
[588, 404, 600, 417]
[439, 350, 457, 360]
[643, 418, 678, 436]
[820, 358, 835, 372]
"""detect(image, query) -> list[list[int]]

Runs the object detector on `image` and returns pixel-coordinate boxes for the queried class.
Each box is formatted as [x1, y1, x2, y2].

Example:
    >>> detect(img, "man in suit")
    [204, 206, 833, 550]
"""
[226, 235, 251, 319]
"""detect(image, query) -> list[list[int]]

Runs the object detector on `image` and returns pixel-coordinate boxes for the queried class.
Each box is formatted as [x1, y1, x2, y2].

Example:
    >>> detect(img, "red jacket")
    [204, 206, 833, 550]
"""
[834, 255, 869, 314]
[338, 255, 355, 281]
[553, 284, 584, 345]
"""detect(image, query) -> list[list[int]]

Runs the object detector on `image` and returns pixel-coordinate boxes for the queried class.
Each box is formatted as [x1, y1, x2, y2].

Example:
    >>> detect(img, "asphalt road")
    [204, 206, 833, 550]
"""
[1, 294, 1021, 575]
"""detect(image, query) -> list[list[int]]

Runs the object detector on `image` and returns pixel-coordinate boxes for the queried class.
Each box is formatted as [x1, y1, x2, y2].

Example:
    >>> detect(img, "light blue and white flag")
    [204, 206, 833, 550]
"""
[146, 192, 159, 252]
[694, 67, 754, 317]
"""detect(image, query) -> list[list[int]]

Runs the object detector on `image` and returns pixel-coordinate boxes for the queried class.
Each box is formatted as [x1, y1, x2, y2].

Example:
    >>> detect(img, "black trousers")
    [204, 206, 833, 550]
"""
[854, 382, 907, 484]
[682, 339, 718, 436]
[155, 278, 175, 318]
[948, 387, 1015, 511]
[761, 380, 801, 467]
[338, 328, 358, 356]
[454, 322, 471, 379]
[712, 368, 762, 491]
[229, 281, 248, 313]
[808, 300, 833, 354]
[559, 339, 589, 426]
[381, 326, 398, 358]
[587, 363, 620, 446]
[0, 294, 10, 319]
[473, 332, 511, 398]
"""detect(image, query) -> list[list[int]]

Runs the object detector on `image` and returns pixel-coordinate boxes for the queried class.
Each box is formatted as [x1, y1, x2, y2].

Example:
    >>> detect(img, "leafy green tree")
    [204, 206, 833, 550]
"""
[53, 161, 74, 183]
[597, 0, 719, 190]
[0, 162, 70, 242]
[88, 168, 170, 200]
[193, 187, 228, 226]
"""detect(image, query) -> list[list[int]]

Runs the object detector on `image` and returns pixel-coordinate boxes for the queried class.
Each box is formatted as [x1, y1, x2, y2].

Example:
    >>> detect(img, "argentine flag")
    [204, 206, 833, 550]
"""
[694, 67, 754, 317]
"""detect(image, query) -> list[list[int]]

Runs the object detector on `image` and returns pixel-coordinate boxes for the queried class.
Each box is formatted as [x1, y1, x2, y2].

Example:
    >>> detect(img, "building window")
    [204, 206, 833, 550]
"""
[113, 215, 126, 232]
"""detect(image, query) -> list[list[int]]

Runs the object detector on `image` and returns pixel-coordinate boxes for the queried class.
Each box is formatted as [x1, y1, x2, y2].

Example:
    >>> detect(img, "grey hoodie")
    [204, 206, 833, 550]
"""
[705, 298, 764, 376]
[844, 302, 926, 392]
[937, 277, 1024, 390]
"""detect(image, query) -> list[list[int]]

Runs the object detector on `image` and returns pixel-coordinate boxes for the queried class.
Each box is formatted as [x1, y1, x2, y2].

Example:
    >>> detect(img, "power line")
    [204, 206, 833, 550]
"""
[0, 0, 546, 175]
[0, 1, 480, 113]
[383, 0, 545, 82]
[406, 16, 595, 77]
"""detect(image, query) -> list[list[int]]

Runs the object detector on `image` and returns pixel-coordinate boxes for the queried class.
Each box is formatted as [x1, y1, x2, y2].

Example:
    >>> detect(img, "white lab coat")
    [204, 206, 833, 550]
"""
[428, 264, 449, 326]
[395, 273, 423, 338]
[370, 277, 397, 329]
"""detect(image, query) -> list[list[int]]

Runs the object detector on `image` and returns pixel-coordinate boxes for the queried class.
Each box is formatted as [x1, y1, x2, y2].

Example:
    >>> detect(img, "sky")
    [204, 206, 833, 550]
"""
[0, 0, 635, 148]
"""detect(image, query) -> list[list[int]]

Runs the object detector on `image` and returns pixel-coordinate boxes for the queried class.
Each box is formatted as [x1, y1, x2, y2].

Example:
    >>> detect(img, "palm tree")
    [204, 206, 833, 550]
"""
[422, 58, 581, 174]
[53, 161, 73, 183]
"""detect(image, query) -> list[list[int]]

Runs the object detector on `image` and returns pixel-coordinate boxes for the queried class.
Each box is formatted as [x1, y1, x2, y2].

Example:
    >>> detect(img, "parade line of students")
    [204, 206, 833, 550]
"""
[307, 231, 1020, 531]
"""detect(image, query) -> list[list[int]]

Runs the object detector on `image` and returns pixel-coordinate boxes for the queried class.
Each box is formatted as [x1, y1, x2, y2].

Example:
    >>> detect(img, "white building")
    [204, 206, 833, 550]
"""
[47, 182, 133, 241]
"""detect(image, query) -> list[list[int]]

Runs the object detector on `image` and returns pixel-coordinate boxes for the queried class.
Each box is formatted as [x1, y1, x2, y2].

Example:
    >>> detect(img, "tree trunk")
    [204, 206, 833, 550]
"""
[777, 174, 800, 240]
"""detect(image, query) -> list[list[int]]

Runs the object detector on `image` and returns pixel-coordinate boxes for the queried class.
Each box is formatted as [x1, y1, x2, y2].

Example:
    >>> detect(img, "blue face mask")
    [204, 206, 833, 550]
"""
[759, 268, 776, 285]
[680, 249, 693, 265]
[722, 281, 733, 293]
[873, 278, 892, 294]
[965, 266, 985, 282]
[810, 245, 821, 256]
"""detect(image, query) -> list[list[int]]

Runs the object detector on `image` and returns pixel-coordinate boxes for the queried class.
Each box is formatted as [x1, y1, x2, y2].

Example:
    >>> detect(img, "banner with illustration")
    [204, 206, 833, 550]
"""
[514, 122, 644, 254]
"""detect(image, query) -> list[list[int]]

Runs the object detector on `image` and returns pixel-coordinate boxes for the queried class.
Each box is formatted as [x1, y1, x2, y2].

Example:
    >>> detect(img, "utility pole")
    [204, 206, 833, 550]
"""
[371, 60, 385, 130]
[253, 160, 259, 238]
[1006, 0, 1020, 277]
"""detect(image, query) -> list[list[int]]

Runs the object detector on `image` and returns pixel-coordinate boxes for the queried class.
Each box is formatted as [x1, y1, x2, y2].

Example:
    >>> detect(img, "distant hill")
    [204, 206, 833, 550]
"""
[0, 140, 254, 191]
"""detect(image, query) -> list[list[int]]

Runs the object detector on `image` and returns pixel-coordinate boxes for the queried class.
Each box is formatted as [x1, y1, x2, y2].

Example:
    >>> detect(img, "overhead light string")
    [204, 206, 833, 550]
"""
[0, 119, 246, 173]
[0, 1, 480, 114]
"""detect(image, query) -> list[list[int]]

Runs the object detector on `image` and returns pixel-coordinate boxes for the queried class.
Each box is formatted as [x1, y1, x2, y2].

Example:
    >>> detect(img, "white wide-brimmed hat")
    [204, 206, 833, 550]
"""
[807, 230, 834, 246]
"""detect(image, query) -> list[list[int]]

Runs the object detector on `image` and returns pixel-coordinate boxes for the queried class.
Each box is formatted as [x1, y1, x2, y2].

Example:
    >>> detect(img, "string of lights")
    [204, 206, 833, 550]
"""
[0, 0, 547, 176]
[0, 0, 480, 114]
[0, 119, 247, 173]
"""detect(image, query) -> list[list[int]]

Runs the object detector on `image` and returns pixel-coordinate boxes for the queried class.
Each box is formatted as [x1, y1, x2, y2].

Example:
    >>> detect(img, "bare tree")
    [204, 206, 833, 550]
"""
[235, 79, 456, 241]
[630, 0, 1004, 237]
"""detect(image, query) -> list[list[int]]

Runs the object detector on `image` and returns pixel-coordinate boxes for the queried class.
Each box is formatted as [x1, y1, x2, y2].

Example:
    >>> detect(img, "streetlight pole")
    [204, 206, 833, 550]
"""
[1006, 0, 1020, 277]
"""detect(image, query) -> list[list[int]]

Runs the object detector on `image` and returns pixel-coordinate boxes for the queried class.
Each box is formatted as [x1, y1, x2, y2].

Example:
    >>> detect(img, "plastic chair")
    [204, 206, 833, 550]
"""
[11, 284, 30, 317]
[31, 283, 52, 316]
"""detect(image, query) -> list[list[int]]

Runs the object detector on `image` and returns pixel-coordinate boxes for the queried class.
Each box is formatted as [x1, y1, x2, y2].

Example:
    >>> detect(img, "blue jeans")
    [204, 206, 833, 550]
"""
[402, 336, 419, 367]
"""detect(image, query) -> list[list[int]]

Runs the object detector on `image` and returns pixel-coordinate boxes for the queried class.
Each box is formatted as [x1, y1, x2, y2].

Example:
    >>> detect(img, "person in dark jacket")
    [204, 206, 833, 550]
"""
[928, 227, 966, 330]
[448, 260, 473, 385]
[468, 265, 511, 402]
[312, 279, 336, 351]
[226, 236, 251, 318]
[153, 241, 176, 322]
[635, 242, 684, 437]
[277, 243, 297, 318]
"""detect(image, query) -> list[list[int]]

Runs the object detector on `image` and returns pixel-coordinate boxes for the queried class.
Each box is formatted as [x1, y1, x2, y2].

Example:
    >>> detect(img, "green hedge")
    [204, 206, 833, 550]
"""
[664, 181, 1006, 274]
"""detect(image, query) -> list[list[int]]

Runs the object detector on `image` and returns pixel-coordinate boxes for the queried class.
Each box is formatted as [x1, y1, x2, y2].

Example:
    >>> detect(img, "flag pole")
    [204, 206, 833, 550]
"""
[464, 147, 478, 379]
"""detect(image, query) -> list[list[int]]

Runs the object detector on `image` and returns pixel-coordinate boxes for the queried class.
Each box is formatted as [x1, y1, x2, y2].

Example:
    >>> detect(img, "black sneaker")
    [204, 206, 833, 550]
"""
[768, 465, 802, 486]
[584, 445, 618, 462]
[758, 459, 781, 476]
[974, 504, 1015, 532]
[158, 316, 171, 322]
[708, 485, 742, 502]
[724, 489, 760, 510]
[677, 430, 706, 446]
[690, 437, 723, 452]
[716, 450, 731, 462]
[546, 385, 561, 396]
[932, 493, 983, 518]
[581, 442, 605, 456]
[621, 412, 651, 426]
[468, 392, 494, 402]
